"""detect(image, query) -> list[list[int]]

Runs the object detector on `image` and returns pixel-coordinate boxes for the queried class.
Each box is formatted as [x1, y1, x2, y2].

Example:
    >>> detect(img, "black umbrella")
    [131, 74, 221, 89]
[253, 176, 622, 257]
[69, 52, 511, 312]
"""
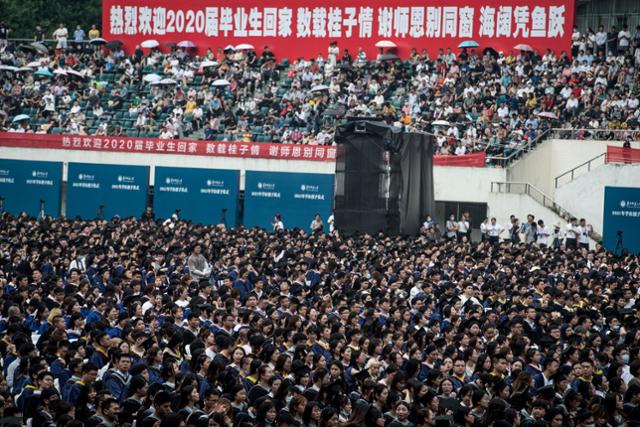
[378, 53, 399, 61]
[105, 40, 123, 50]
[483, 47, 499, 58]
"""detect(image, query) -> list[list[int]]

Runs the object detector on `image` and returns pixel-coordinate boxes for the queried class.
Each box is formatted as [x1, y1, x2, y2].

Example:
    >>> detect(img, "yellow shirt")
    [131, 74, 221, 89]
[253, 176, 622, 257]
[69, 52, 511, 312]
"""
[88, 28, 100, 39]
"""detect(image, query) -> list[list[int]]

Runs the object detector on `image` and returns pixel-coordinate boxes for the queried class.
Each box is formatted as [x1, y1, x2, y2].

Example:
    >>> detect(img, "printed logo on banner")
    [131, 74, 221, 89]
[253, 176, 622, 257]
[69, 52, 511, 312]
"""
[78, 173, 96, 181]
[252, 181, 280, 198]
[166, 177, 183, 185]
[295, 183, 325, 200]
[620, 200, 640, 209]
[0, 169, 10, 176]
[201, 178, 230, 195]
[0, 168, 14, 184]
[159, 176, 188, 193]
[112, 174, 140, 191]
[26, 170, 54, 186]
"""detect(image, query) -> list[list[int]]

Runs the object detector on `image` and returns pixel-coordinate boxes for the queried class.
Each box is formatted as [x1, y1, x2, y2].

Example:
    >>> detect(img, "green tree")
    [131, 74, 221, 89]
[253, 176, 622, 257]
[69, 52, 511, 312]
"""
[0, 0, 102, 39]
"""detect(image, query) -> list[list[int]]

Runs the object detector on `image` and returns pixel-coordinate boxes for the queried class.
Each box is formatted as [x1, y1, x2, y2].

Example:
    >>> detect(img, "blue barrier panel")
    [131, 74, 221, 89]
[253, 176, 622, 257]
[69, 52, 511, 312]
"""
[67, 163, 149, 219]
[244, 171, 334, 230]
[603, 186, 640, 254]
[154, 167, 239, 226]
[0, 159, 62, 217]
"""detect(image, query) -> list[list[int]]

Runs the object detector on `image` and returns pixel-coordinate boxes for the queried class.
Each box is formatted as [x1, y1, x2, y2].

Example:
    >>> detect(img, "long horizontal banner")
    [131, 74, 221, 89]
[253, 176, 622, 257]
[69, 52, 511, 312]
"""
[607, 145, 640, 164]
[0, 132, 336, 162]
[102, 1, 574, 58]
[0, 132, 486, 166]
[433, 151, 486, 167]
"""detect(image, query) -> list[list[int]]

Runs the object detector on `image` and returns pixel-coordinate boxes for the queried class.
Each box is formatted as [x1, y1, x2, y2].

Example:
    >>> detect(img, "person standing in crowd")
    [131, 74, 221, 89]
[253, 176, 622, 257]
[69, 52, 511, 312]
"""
[88, 24, 100, 40]
[310, 214, 324, 234]
[327, 212, 334, 233]
[578, 218, 592, 250]
[509, 216, 521, 243]
[480, 218, 488, 241]
[0, 22, 9, 49]
[520, 214, 537, 244]
[52, 23, 68, 51]
[565, 217, 580, 249]
[33, 25, 45, 42]
[486, 217, 504, 244]
[187, 243, 211, 281]
[73, 25, 85, 50]
[272, 214, 284, 232]
[619, 24, 632, 55]
[457, 214, 469, 242]
[536, 219, 550, 247]
[446, 214, 458, 241]
[595, 25, 607, 56]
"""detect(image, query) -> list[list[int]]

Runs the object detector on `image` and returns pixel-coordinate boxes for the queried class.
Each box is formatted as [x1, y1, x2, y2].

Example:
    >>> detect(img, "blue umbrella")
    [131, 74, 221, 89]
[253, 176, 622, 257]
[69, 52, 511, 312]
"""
[34, 69, 53, 77]
[458, 40, 479, 48]
[12, 114, 30, 123]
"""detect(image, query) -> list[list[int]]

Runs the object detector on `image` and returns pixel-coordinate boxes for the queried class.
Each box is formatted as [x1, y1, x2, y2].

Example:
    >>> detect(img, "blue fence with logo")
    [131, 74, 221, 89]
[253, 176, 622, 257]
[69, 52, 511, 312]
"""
[154, 167, 240, 226]
[244, 171, 334, 230]
[603, 186, 640, 254]
[0, 159, 62, 217]
[67, 163, 149, 219]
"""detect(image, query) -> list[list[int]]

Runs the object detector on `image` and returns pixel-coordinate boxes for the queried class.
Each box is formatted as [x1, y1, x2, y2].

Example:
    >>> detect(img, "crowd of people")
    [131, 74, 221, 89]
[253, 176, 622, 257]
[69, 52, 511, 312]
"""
[0, 24, 640, 159]
[0, 209, 637, 427]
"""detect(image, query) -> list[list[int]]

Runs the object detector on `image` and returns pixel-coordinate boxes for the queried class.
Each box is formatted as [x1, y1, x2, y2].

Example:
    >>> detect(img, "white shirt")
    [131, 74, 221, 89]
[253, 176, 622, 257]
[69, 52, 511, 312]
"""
[565, 223, 578, 239]
[457, 220, 469, 233]
[273, 220, 284, 231]
[487, 223, 504, 236]
[53, 27, 68, 40]
[578, 225, 591, 243]
[536, 226, 550, 245]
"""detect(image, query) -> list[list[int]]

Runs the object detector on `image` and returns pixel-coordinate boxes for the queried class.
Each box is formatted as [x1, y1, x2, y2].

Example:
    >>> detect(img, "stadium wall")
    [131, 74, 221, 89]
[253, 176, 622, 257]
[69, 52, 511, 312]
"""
[555, 163, 640, 235]
[507, 139, 636, 198]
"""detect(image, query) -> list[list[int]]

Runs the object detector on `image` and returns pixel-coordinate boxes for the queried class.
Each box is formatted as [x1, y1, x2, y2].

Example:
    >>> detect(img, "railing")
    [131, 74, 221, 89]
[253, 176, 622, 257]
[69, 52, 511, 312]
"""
[490, 181, 602, 241]
[554, 152, 607, 188]
[486, 129, 551, 168]
[550, 128, 640, 141]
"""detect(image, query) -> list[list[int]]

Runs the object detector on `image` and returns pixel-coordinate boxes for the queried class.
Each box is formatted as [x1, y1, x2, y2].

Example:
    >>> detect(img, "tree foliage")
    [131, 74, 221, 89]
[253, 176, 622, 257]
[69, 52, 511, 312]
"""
[0, 0, 102, 39]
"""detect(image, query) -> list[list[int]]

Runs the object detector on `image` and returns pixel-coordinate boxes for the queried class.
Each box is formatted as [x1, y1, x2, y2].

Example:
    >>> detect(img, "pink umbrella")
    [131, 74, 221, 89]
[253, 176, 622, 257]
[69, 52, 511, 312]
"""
[177, 40, 197, 49]
[514, 43, 534, 52]
[537, 111, 558, 119]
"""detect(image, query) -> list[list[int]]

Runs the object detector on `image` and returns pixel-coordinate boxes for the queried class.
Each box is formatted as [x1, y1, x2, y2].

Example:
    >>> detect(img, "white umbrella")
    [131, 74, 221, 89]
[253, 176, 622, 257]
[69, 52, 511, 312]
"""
[66, 69, 85, 79]
[141, 39, 160, 48]
[212, 79, 230, 87]
[27, 61, 43, 68]
[223, 45, 235, 51]
[375, 40, 397, 48]
[177, 40, 196, 48]
[53, 68, 68, 76]
[235, 43, 254, 50]
[159, 78, 177, 85]
[16, 67, 33, 73]
[432, 120, 450, 126]
[12, 114, 30, 122]
[143, 73, 162, 83]
[90, 38, 108, 45]
[311, 85, 330, 92]
[0, 65, 19, 72]
[514, 43, 534, 52]
[200, 61, 218, 68]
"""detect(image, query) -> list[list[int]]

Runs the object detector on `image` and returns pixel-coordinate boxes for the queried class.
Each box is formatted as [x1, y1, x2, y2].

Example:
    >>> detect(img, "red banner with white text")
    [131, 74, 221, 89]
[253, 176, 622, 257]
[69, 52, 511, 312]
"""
[433, 151, 486, 167]
[102, 1, 574, 59]
[607, 146, 640, 164]
[0, 132, 487, 166]
[0, 132, 336, 161]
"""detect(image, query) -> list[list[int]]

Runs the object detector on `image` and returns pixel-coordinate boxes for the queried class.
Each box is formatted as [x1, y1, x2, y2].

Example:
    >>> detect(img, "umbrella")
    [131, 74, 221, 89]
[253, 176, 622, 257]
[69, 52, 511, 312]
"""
[223, 45, 235, 52]
[514, 43, 534, 52]
[235, 43, 254, 50]
[375, 40, 397, 48]
[537, 111, 558, 119]
[27, 61, 43, 68]
[200, 61, 218, 68]
[458, 40, 479, 48]
[0, 65, 19, 72]
[483, 47, 499, 58]
[432, 120, 450, 126]
[378, 53, 399, 61]
[30, 42, 48, 54]
[93, 81, 109, 93]
[143, 73, 162, 83]
[16, 67, 33, 73]
[141, 39, 160, 48]
[311, 85, 330, 92]
[177, 41, 196, 48]
[34, 69, 53, 77]
[159, 78, 177, 85]
[105, 40, 123, 50]
[212, 79, 230, 87]
[53, 68, 68, 76]
[12, 114, 30, 123]
[65, 69, 85, 79]
[90, 38, 108, 45]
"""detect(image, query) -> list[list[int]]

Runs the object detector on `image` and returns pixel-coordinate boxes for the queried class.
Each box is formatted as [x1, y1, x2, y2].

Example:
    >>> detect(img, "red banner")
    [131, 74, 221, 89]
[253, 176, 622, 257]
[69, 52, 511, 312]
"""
[102, 1, 574, 59]
[0, 132, 336, 162]
[607, 146, 640, 164]
[433, 151, 486, 167]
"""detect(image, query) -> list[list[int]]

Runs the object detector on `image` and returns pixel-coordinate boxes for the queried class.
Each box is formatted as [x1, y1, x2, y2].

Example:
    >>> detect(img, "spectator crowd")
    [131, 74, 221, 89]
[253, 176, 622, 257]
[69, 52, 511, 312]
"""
[0, 209, 636, 427]
[0, 23, 640, 159]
